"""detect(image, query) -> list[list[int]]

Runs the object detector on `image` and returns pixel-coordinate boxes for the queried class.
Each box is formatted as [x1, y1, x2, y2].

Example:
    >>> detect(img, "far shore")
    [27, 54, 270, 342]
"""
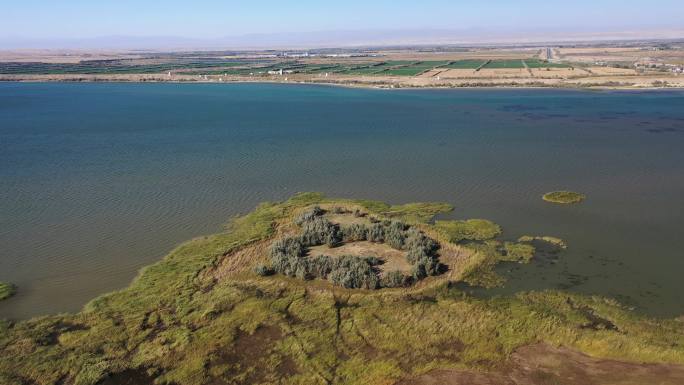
[2, 73, 684, 91]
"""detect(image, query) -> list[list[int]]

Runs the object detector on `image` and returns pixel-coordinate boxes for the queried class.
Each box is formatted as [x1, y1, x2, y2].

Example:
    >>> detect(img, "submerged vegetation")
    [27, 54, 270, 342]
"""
[1, 193, 683, 385]
[0, 282, 15, 301]
[543, 191, 586, 204]
[518, 235, 568, 250]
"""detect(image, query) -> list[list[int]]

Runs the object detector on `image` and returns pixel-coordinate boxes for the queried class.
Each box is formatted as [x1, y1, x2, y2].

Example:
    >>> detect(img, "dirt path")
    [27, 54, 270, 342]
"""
[522, 59, 534, 77]
[396, 343, 684, 385]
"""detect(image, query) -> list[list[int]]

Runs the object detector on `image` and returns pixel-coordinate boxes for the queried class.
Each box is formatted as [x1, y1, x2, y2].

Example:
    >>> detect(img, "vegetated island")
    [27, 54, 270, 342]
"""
[1, 193, 684, 385]
[543, 191, 586, 204]
[0, 282, 15, 301]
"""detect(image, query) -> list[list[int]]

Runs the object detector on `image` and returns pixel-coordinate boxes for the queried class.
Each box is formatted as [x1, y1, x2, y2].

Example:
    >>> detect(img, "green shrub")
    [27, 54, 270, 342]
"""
[367, 223, 385, 243]
[342, 224, 368, 242]
[405, 228, 439, 264]
[270, 238, 307, 277]
[300, 216, 342, 247]
[385, 221, 407, 250]
[308, 255, 336, 277]
[328, 256, 380, 289]
[381, 271, 409, 288]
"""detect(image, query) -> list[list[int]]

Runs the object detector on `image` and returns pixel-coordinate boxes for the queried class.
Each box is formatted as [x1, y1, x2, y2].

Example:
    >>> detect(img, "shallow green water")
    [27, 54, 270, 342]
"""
[1, 83, 683, 319]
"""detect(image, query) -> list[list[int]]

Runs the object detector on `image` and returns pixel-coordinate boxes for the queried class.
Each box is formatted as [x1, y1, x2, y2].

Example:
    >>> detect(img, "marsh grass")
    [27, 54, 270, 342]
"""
[0, 282, 15, 301]
[518, 235, 568, 249]
[543, 191, 586, 204]
[434, 219, 502, 243]
[1, 193, 683, 385]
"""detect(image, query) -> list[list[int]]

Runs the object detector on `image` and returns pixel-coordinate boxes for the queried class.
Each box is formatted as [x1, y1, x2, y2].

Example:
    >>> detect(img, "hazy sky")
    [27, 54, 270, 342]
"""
[3, 0, 683, 39]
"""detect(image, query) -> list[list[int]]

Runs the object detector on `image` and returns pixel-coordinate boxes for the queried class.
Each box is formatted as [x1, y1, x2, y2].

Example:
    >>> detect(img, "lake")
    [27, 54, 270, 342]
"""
[1, 83, 683, 319]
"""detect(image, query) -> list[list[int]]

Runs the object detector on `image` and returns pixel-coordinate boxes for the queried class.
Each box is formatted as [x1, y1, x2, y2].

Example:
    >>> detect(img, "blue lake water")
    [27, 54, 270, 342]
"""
[1, 82, 683, 319]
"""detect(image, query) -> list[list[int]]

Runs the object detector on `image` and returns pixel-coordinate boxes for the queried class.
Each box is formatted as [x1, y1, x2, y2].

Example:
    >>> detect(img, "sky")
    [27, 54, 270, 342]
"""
[3, 0, 683, 39]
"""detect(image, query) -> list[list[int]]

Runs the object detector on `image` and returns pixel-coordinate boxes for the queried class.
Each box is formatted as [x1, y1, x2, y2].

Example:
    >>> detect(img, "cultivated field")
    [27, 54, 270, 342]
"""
[2, 41, 683, 89]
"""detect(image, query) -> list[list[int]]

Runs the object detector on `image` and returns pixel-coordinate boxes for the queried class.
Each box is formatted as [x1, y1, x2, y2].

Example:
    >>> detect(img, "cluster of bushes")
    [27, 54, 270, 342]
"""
[260, 206, 444, 289]
[300, 216, 343, 247]
[264, 236, 380, 289]
[404, 227, 441, 279]
[319, 255, 380, 289]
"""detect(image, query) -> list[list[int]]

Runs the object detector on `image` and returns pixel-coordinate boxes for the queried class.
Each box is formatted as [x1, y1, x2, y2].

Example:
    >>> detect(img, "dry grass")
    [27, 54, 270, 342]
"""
[587, 67, 638, 75]
[325, 214, 373, 227]
[530, 68, 583, 78]
[308, 242, 412, 276]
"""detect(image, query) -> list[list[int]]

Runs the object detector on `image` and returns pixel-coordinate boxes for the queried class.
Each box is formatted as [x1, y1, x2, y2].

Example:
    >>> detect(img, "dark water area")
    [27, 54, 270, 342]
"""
[1, 83, 683, 319]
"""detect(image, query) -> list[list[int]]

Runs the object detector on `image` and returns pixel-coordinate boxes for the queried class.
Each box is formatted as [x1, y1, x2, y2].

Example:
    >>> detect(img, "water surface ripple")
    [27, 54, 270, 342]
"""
[1, 83, 683, 319]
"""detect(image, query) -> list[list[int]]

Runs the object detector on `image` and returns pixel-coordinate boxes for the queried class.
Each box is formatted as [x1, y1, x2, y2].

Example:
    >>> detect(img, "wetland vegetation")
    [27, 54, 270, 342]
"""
[543, 191, 586, 204]
[0, 283, 15, 301]
[1, 193, 684, 385]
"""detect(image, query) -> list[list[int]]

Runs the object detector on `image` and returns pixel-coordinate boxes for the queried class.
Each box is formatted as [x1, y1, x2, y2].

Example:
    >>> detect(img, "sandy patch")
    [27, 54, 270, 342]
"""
[308, 241, 412, 275]
[586, 67, 638, 75]
[0, 50, 143, 63]
[438, 69, 530, 79]
[477, 68, 529, 77]
[530, 68, 584, 78]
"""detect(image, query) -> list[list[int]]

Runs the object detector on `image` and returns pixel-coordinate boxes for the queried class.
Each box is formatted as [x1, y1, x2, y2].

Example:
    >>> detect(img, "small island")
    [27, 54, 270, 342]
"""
[543, 191, 586, 204]
[0, 282, 16, 301]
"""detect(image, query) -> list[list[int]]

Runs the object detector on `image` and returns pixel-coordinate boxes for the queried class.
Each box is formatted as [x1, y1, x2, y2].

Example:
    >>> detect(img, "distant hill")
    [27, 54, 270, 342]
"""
[2, 27, 683, 50]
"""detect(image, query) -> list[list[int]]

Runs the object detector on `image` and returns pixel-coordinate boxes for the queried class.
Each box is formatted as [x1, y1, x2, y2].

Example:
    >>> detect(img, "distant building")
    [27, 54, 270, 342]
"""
[282, 52, 311, 58]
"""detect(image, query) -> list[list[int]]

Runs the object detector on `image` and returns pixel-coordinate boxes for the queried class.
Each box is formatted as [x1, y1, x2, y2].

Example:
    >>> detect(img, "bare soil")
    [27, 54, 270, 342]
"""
[308, 241, 412, 275]
[396, 343, 684, 385]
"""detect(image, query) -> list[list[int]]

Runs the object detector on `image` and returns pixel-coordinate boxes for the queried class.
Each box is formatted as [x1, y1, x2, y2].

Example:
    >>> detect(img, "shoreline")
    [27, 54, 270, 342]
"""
[2, 74, 684, 91]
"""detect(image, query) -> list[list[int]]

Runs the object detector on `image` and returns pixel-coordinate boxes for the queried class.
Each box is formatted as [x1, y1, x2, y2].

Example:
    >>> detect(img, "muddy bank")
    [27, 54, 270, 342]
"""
[2, 73, 684, 90]
[397, 343, 684, 385]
